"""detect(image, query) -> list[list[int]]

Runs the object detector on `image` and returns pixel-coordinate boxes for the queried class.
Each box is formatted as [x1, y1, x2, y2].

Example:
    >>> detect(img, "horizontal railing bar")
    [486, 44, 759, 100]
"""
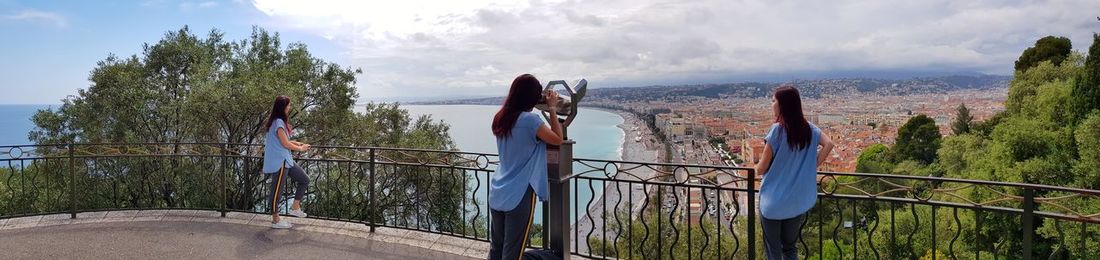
[572, 157, 751, 170]
[821, 194, 1100, 224]
[570, 175, 752, 191]
[7, 141, 1097, 194]
[1, 143, 499, 156]
[820, 194, 1025, 214]
[821, 171, 1100, 196]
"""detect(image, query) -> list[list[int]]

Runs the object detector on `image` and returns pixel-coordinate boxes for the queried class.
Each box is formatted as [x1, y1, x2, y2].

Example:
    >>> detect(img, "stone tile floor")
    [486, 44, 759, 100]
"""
[0, 210, 489, 259]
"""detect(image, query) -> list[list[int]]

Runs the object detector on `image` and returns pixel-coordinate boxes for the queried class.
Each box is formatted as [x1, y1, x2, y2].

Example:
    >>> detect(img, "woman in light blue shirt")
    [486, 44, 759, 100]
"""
[263, 95, 312, 229]
[488, 74, 563, 260]
[754, 86, 834, 260]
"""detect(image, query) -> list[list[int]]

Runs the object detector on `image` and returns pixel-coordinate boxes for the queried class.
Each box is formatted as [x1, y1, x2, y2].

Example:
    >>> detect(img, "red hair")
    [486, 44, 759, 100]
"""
[492, 74, 542, 138]
[773, 86, 811, 150]
[266, 95, 294, 135]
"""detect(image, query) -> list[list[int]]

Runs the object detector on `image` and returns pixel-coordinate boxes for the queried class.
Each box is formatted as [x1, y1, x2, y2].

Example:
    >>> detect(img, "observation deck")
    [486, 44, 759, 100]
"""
[0, 143, 1096, 259]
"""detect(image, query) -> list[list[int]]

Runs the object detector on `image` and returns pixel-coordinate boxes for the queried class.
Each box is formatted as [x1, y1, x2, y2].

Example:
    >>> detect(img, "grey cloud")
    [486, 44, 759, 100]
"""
[561, 9, 606, 27]
[254, 0, 1100, 99]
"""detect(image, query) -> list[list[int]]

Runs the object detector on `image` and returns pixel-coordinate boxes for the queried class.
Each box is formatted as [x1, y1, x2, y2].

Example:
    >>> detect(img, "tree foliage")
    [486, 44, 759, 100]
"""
[1074, 112, 1100, 189]
[1071, 33, 1100, 124]
[893, 114, 941, 165]
[1014, 36, 1072, 72]
[951, 103, 972, 135]
[30, 26, 380, 147]
[855, 143, 894, 174]
[1005, 53, 1084, 115]
[22, 26, 465, 232]
[842, 34, 1099, 259]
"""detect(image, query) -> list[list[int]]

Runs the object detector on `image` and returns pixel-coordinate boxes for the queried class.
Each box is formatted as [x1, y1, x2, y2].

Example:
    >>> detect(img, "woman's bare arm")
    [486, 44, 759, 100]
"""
[754, 143, 774, 177]
[816, 133, 834, 167]
[278, 128, 308, 151]
[535, 91, 564, 146]
[536, 116, 564, 146]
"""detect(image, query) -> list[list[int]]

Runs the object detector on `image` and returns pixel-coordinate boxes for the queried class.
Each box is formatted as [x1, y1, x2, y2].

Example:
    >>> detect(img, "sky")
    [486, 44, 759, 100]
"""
[1, 0, 1098, 104]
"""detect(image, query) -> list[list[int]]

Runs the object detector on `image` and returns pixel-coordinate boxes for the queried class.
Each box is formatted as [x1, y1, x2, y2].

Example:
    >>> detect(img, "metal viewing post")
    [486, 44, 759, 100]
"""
[541, 79, 587, 260]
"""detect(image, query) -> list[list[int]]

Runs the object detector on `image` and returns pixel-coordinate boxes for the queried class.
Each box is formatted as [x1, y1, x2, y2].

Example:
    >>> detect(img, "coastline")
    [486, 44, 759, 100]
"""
[572, 108, 659, 252]
[586, 107, 661, 162]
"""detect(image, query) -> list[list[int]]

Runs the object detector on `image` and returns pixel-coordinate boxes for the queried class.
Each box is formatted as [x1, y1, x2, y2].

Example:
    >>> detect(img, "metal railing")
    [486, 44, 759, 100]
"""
[567, 159, 1100, 259]
[1, 143, 1099, 259]
[0, 143, 500, 243]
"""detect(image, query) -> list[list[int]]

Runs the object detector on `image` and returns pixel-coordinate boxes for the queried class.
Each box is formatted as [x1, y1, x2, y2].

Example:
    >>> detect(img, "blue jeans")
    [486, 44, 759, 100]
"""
[761, 214, 805, 260]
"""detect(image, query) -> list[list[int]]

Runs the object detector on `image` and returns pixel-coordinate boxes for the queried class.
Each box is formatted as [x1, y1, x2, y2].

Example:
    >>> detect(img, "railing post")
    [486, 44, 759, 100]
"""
[369, 148, 377, 233]
[548, 140, 574, 260]
[220, 143, 228, 217]
[747, 169, 756, 260]
[542, 197, 550, 249]
[1022, 188, 1035, 260]
[68, 144, 76, 219]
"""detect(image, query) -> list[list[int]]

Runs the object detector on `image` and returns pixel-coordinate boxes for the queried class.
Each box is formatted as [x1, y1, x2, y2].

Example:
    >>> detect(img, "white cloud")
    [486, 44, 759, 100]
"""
[3, 9, 67, 28]
[251, 0, 1100, 100]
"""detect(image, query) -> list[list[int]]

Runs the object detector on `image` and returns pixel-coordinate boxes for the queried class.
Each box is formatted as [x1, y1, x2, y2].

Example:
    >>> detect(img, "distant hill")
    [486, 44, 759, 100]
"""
[413, 74, 1011, 105]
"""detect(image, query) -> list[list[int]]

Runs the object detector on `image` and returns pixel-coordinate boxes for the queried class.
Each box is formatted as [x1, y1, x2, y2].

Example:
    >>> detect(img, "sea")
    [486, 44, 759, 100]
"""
[402, 105, 624, 225]
[0, 105, 55, 146]
[0, 104, 625, 225]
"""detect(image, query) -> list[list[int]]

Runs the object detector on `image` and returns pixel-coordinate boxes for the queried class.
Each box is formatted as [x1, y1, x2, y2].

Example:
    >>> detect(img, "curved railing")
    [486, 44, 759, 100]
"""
[568, 159, 1100, 259]
[1, 143, 1098, 259]
[0, 143, 500, 244]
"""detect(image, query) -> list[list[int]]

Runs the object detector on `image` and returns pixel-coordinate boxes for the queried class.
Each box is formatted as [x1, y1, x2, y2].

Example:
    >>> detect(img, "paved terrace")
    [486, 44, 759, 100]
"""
[0, 210, 488, 259]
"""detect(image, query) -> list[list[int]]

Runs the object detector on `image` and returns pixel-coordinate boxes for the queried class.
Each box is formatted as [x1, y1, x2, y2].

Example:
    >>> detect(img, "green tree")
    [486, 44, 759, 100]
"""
[989, 117, 1075, 185]
[893, 115, 941, 165]
[1073, 112, 1100, 189]
[855, 143, 894, 174]
[971, 111, 1006, 137]
[937, 134, 986, 178]
[1071, 33, 1100, 124]
[586, 210, 744, 259]
[1014, 36, 1072, 71]
[31, 26, 367, 146]
[952, 103, 972, 135]
[1005, 53, 1084, 115]
[1033, 112, 1100, 258]
[26, 26, 466, 232]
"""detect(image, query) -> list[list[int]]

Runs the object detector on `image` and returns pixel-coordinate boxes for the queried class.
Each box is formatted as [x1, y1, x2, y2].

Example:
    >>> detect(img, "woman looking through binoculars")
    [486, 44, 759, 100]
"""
[488, 74, 564, 260]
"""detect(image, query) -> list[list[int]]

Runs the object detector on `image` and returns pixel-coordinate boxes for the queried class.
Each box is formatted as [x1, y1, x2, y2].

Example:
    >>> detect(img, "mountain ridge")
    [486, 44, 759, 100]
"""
[412, 74, 1011, 105]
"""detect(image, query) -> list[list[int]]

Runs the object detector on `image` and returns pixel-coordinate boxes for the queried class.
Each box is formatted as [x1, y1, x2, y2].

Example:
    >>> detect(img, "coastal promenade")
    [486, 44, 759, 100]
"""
[572, 111, 659, 253]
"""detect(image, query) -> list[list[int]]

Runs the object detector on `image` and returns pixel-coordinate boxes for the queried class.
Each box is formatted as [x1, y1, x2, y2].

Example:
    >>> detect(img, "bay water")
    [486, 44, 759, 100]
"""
[0, 105, 53, 146]
[402, 105, 625, 226]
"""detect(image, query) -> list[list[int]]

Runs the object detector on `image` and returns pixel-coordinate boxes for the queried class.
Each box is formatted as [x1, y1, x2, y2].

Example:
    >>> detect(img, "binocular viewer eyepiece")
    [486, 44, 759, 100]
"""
[535, 79, 588, 118]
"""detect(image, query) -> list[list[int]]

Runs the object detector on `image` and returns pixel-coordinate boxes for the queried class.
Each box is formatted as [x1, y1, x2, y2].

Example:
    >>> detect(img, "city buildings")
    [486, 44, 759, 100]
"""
[590, 88, 1006, 172]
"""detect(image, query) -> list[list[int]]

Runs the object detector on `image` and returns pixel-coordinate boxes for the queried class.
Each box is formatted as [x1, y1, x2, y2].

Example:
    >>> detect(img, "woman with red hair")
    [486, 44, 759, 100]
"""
[754, 86, 834, 259]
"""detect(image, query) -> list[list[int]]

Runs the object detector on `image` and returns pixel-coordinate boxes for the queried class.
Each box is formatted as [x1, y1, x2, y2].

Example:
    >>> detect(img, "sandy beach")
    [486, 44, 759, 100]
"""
[572, 109, 660, 254]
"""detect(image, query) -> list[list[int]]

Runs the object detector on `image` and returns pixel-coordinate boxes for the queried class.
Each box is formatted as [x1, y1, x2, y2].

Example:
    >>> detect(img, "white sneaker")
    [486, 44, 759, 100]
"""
[272, 220, 293, 229]
[289, 209, 308, 218]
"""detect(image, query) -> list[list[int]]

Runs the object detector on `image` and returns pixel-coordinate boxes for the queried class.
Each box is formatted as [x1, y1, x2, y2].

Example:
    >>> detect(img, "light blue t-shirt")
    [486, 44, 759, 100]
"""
[759, 123, 821, 220]
[490, 112, 550, 211]
[262, 118, 296, 174]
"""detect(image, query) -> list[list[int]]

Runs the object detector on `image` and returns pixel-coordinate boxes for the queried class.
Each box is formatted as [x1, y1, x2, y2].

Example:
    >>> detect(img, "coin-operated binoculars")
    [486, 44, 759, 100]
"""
[538, 79, 586, 260]
[535, 79, 587, 136]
